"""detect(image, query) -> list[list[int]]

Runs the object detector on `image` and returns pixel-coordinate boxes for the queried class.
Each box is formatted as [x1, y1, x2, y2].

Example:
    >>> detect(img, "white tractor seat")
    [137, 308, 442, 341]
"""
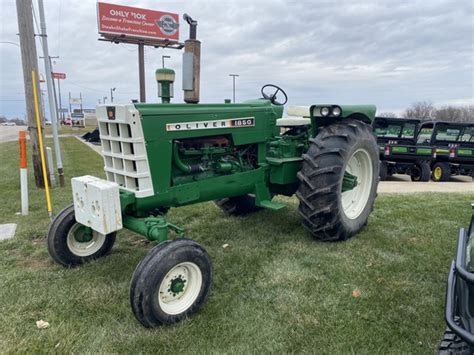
[276, 106, 311, 127]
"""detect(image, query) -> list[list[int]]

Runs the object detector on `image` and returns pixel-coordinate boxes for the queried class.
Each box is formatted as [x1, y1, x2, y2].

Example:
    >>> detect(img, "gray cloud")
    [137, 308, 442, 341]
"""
[0, 0, 472, 118]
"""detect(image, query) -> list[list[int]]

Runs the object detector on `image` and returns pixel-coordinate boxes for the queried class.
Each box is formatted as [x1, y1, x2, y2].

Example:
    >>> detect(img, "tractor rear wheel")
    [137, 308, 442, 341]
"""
[432, 162, 451, 182]
[130, 239, 212, 327]
[296, 120, 379, 241]
[410, 161, 431, 182]
[47, 204, 116, 267]
[215, 194, 262, 215]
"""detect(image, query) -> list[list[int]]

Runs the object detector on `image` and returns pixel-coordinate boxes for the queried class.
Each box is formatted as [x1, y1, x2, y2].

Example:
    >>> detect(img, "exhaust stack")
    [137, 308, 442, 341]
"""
[182, 14, 200, 103]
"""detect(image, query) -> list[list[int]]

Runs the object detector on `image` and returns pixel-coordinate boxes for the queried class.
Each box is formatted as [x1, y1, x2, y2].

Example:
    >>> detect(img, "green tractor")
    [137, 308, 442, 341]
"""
[373, 117, 432, 181]
[47, 87, 379, 327]
[440, 205, 474, 354]
[416, 121, 474, 182]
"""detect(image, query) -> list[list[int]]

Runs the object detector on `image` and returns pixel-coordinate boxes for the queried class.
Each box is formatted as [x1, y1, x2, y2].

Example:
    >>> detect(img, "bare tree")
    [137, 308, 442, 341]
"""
[377, 112, 399, 118]
[403, 101, 436, 121]
[435, 105, 462, 122]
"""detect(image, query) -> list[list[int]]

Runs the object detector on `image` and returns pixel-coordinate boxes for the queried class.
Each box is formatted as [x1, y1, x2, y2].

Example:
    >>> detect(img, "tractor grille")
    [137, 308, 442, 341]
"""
[96, 104, 153, 198]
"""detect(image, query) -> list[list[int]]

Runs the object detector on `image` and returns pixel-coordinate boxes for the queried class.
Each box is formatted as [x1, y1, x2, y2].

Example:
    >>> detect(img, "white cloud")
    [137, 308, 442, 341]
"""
[0, 0, 472, 118]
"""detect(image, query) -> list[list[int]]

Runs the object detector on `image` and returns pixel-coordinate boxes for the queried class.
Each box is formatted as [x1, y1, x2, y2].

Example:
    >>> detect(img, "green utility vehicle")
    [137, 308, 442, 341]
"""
[439, 206, 474, 354]
[47, 86, 379, 327]
[417, 121, 474, 182]
[373, 117, 432, 181]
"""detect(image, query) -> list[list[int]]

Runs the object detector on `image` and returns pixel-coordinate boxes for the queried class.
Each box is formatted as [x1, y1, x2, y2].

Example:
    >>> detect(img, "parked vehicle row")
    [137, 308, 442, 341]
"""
[373, 117, 474, 182]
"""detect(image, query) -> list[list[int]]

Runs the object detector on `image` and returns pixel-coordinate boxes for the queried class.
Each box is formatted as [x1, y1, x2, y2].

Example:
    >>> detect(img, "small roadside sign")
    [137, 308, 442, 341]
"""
[52, 72, 66, 80]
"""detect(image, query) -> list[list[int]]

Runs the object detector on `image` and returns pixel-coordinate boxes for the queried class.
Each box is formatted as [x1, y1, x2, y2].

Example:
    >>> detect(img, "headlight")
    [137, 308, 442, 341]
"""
[320, 107, 330, 117]
[332, 106, 341, 117]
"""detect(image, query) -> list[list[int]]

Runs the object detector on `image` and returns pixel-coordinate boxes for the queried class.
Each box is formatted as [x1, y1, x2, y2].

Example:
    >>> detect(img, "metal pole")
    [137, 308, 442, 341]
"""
[229, 74, 239, 103]
[57, 77, 62, 121]
[38, 0, 64, 187]
[138, 42, 146, 102]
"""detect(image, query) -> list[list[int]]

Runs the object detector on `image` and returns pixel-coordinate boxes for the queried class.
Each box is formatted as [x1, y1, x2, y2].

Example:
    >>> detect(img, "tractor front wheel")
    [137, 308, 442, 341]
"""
[296, 120, 379, 241]
[432, 162, 451, 182]
[47, 204, 116, 267]
[130, 239, 212, 327]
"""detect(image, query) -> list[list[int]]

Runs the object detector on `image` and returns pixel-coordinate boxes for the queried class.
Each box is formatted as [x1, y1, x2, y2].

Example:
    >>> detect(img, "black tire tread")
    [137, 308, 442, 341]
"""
[296, 120, 379, 242]
[439, 324, 472, 355]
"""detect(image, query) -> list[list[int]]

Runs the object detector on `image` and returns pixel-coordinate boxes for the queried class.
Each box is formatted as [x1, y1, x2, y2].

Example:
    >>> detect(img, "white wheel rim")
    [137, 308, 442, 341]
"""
[66, 223, 106, 257]
[157, 262, 202, 315]
[341, 148, 373, 220]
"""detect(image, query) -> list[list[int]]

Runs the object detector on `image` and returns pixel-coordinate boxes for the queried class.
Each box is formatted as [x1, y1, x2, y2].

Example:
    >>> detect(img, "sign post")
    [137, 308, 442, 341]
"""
[96, 2, 183, 103]
[52, 72, 66, 121]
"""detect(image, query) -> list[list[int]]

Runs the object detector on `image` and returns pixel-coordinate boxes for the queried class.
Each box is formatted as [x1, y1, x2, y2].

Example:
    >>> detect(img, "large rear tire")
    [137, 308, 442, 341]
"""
[296, 120, 379, 241]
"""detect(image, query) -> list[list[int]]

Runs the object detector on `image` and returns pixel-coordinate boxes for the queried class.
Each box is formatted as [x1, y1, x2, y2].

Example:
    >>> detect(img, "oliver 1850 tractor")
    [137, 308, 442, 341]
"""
[47, 17, 379, 327]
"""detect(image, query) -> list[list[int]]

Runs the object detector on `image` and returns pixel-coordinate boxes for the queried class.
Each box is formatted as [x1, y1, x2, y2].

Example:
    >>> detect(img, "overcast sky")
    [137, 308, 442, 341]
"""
[0, 0, 473, 119]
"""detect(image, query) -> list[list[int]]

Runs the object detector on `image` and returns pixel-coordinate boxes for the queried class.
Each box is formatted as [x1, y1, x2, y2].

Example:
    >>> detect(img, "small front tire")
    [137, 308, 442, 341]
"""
[47, 204, 116, 267]
[130, 239, 212, 327]
[410, 162, 431, 182]
[432, 162, 451, 182]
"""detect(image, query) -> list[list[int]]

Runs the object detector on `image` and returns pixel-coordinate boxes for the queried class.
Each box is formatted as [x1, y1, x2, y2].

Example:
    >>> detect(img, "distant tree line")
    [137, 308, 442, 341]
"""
[378, 101, 474, 123]
[0, 115, 26, 125]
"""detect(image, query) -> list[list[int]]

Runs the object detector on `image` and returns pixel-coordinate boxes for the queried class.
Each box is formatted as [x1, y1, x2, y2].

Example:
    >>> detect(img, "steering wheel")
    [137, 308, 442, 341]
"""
[261, 84, 288, 106]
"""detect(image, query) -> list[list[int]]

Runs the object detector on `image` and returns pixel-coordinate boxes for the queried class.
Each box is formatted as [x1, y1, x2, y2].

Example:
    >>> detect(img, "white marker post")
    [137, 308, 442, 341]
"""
[46, 147, 56, 187]
[19, 131, 28, 215]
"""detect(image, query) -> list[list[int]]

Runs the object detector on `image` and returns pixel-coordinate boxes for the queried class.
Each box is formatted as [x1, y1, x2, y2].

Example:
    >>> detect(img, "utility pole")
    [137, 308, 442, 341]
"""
[110, 87, 116, 103]
[229, 74, 239, 103]
[16, 0, 48, 188]
[38, 0, 64, 187]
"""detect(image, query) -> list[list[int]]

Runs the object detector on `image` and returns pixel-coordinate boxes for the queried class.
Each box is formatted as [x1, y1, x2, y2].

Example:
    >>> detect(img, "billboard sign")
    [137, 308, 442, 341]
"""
[52, 72, 66, 80]
[97, 2, 179, 41]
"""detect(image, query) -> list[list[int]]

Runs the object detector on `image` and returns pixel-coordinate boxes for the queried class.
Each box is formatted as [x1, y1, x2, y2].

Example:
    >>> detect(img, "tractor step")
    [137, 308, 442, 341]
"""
[258, 200, 286, 210]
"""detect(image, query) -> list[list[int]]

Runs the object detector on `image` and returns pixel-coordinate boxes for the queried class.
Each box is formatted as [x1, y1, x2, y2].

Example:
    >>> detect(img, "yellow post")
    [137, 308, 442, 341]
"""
[31, 70, 53, 218]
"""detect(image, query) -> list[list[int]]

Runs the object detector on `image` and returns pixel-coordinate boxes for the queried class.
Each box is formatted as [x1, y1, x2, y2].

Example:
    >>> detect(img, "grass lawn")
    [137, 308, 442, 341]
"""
[44, 125, 94, 136]
[0, 137, 473, 353]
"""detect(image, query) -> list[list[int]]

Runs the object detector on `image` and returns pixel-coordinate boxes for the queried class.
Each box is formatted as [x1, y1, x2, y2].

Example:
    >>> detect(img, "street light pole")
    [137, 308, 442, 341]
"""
[110, 87, 116, 103]
[229, 74, 239, 103]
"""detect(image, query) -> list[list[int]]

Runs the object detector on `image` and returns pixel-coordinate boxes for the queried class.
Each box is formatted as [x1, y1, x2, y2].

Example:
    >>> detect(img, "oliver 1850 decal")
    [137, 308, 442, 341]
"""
[166, 117, 255, 131]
